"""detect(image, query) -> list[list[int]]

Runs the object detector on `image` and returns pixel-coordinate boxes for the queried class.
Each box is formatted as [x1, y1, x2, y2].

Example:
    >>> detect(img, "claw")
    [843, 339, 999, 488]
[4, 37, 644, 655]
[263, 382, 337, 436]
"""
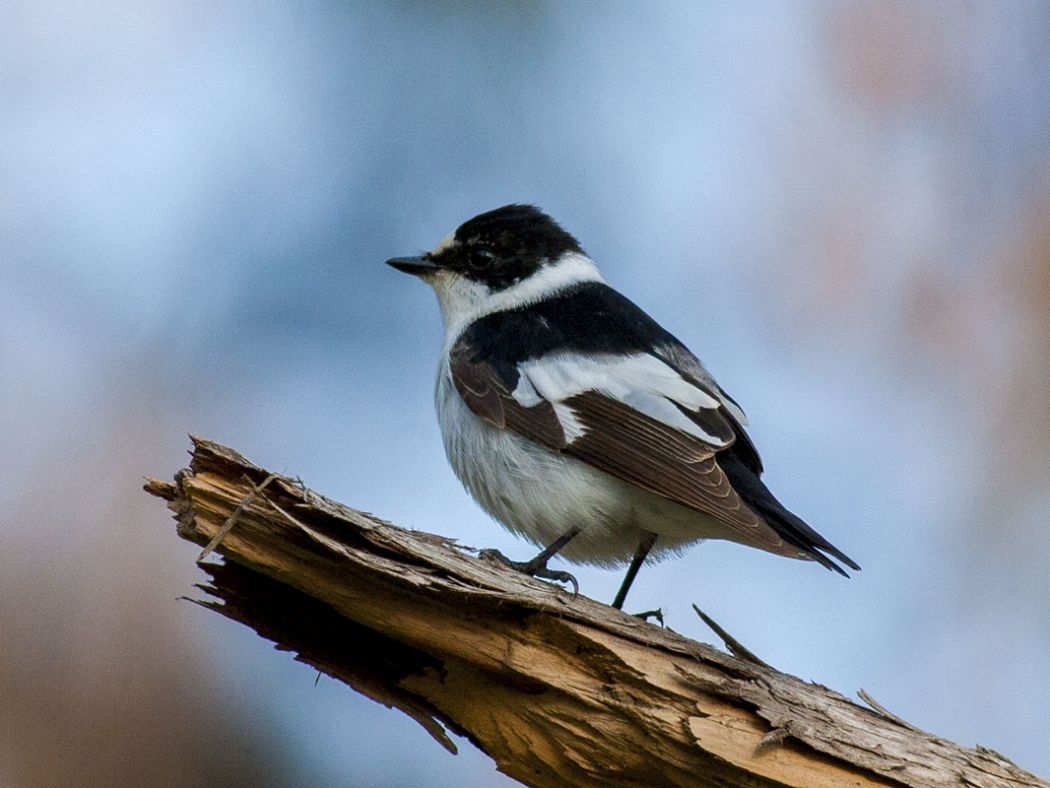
[479, 548, 578, 595]
[531, 566, 579, 596]
[631, 608, 664, 626]
[478, 548, 512, 565]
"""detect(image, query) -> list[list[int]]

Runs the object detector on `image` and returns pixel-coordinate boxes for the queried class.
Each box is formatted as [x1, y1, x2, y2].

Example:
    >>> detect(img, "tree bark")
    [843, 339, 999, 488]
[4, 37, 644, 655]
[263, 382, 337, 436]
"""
[145, 437, 1046, 788]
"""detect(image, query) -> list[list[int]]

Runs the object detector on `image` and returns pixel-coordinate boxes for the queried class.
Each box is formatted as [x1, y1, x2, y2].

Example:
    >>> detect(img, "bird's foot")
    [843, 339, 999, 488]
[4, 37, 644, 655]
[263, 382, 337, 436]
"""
[478, 548, 579, 596]
[631, 608, 664, 626]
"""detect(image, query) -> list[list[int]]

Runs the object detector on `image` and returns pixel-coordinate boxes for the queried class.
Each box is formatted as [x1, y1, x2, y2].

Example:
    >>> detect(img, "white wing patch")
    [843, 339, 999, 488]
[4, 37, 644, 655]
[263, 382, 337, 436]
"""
[511, 353, 730, 446]
[653, 341, 749, 425]
[717, 394, 748, 426]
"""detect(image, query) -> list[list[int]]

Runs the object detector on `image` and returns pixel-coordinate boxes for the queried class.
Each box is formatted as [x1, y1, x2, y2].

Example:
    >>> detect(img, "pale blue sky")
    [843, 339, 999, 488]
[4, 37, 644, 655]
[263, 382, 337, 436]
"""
[3, 3, 1049, 785]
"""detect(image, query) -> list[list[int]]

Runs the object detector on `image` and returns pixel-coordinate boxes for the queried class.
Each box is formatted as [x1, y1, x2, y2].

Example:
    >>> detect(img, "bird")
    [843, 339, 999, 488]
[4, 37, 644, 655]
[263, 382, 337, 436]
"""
[386, 204, 859, 610]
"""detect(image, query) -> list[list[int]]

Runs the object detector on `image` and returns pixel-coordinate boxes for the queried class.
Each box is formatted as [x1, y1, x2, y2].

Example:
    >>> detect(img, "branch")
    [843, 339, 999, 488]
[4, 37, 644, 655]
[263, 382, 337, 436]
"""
[145, 437, 1045, 788]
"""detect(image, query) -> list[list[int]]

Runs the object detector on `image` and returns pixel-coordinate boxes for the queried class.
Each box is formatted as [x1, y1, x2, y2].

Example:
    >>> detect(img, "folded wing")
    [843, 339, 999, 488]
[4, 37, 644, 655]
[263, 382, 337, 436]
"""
[449, 341, 792, 552]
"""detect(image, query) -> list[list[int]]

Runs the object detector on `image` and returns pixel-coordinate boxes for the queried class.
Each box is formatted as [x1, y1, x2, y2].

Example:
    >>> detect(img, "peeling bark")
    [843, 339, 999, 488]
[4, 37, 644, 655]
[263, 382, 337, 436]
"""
[145, 437, 1047, 788]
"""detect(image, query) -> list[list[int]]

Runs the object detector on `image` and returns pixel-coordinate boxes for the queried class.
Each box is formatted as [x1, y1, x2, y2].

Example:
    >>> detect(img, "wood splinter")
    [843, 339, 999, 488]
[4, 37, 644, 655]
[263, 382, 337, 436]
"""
[196, 472, 278, 561]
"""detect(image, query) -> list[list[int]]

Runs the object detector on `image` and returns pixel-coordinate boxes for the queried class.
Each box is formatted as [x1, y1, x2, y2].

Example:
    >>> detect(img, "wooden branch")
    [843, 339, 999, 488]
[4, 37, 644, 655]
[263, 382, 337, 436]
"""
[145, 437, 1046, 788]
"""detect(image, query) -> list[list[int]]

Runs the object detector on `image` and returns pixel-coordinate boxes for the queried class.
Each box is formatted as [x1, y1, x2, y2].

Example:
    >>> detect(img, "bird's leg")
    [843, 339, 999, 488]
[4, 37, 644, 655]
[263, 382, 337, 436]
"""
[479, 526, 582, 595]
[611, 531, 658, 610]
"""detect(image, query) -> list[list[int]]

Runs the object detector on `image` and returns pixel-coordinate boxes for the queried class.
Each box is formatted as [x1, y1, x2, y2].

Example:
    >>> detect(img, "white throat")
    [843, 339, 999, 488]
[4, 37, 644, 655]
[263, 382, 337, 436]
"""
[428, 251, 605, 349]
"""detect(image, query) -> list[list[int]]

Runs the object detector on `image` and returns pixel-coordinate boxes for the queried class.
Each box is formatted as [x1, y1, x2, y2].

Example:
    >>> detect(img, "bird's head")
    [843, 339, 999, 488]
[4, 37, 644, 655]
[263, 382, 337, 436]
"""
[387, 204, 601, 332]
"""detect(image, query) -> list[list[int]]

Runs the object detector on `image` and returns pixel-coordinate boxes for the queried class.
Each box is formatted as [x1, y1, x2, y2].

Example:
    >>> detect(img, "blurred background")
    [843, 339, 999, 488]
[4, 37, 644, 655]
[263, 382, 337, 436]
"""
[3, 2, 1049, 785]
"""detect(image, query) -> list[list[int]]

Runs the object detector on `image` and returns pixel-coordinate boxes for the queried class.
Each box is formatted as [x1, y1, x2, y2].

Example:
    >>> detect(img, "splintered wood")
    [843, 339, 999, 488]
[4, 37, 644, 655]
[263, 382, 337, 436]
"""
[145, 437, 1046, 788]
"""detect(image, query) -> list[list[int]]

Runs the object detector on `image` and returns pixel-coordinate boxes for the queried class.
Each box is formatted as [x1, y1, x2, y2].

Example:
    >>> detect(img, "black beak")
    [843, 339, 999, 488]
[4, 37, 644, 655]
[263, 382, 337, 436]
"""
[385, 255, 441, 276]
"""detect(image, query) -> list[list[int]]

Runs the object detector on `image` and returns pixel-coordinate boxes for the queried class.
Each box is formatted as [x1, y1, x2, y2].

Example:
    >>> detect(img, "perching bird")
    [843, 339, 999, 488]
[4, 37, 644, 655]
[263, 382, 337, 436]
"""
[387, 204, 858, 609]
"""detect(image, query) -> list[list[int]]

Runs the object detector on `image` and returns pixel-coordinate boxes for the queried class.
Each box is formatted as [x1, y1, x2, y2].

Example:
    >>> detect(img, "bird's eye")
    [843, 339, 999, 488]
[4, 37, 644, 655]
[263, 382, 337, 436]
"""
[468, 247, 496, 272]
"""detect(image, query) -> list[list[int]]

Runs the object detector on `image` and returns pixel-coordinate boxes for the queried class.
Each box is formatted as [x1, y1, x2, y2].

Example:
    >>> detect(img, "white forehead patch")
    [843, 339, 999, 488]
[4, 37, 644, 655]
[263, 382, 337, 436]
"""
[431, 229, 458, 256]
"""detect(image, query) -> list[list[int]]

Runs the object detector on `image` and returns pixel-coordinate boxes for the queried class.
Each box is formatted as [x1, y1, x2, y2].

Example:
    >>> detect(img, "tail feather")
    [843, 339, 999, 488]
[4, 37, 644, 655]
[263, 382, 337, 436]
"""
[718, 451, 860, 576]
[760, 503, 860, 576]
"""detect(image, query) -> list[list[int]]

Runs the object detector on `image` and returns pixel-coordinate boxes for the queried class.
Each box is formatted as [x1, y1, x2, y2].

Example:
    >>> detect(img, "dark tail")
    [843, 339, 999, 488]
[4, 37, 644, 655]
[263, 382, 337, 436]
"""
[719, 452, 861, 577]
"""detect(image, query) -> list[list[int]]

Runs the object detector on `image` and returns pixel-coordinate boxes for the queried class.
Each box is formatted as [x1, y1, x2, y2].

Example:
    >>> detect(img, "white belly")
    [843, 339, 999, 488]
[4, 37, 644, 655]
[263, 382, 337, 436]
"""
[435, 366, 722, 567]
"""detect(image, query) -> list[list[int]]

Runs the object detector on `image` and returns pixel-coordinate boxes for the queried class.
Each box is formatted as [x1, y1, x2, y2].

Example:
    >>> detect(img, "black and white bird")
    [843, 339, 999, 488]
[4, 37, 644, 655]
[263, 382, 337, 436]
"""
[387, 204, 858, 609]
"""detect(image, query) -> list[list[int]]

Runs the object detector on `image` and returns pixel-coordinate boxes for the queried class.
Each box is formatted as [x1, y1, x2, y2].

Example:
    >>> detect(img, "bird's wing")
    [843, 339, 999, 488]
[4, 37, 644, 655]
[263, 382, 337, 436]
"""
[650, 337, 764, 473]
[450, 339, 788, 551]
